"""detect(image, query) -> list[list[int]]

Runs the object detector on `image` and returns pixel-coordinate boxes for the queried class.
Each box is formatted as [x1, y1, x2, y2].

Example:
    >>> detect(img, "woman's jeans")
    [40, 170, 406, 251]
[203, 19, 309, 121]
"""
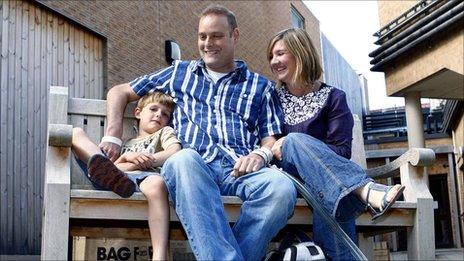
[279, 133, 372, 261]
[160, 148, 297, 261]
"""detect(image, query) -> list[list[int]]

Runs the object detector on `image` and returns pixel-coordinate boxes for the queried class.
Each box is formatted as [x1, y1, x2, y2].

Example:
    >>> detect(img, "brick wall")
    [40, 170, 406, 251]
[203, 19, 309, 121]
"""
[377, 0, 416, 27]
[37, 0, 321, 91]
[383, 25, 464, 96]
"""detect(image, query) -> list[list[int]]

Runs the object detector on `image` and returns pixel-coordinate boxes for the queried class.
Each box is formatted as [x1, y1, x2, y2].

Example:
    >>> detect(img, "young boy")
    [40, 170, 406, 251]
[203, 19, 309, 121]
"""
[72, 91, 181, 260]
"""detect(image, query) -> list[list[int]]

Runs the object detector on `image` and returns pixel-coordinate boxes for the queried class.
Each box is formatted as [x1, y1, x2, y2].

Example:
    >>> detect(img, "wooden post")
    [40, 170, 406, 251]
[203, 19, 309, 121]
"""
[72, 236, 87, 260]
[41, 86, 71, 260]
[407, 197, 435, 260]
[447, 153, 462, 247]
[385, 157, 398, 252]
[403, 92, 435, 260]
[47, 86, 69, 125]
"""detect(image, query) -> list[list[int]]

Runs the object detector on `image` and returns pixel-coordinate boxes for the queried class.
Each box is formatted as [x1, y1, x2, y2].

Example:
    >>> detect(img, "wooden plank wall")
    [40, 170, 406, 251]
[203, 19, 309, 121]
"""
[320, 33, 365, 120]
[0, 0, 103, 255]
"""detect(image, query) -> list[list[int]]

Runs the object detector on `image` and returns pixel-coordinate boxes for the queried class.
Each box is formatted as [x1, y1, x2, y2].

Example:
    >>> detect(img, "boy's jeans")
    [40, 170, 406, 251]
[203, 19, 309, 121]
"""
[160, 148, 297, 261]
[279, 133, 372, 261]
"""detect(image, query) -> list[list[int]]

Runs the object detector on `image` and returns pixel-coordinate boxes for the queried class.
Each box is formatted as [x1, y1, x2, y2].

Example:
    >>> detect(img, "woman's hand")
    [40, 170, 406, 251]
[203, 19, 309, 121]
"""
[271, 137, 285, 161]
[232, 154, 265, 178]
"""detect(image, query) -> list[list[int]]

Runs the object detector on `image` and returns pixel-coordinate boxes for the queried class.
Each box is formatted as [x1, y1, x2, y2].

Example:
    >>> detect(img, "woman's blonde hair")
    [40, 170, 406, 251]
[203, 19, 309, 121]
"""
[267, 28, 323, 86]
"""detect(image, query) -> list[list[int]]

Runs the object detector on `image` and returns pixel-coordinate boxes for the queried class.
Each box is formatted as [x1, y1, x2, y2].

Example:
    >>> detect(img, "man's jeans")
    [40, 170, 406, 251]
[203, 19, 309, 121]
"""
[279, 133, 372, 261]
[160, 148, 297, 261]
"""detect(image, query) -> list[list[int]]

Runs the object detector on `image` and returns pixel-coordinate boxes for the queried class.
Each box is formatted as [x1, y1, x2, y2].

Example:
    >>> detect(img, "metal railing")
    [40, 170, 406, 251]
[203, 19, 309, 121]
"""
[373, 0, 439, 44]
[363, 107, 444, 140]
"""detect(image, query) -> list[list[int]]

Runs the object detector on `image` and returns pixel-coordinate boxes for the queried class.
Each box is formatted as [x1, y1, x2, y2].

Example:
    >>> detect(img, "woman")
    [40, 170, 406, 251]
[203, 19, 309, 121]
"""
[267, 28, 404, 260]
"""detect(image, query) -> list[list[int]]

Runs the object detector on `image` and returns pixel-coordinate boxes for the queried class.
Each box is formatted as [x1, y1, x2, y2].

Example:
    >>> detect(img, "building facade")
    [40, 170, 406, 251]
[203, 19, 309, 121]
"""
[371, 0, 464, 252]
[0, 0, 370, 256]
[38, 0, 322, 89]
[0, 0, 336, 255]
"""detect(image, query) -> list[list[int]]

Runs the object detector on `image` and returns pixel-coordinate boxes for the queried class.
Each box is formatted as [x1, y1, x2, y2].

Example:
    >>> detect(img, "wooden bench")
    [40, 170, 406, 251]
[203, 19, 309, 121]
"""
[42, 86, 437, 260]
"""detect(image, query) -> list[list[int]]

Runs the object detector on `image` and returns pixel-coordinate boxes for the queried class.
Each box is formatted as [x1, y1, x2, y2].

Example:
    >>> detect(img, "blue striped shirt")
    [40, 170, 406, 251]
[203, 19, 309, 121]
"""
[130, 59, 283, 163]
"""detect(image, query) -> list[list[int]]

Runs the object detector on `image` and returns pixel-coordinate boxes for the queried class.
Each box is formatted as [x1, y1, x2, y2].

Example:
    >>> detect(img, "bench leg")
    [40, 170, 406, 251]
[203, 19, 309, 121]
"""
[41, 182, 71, 260]
[407, 197, 435, 260]
[41, 147, 71, 260]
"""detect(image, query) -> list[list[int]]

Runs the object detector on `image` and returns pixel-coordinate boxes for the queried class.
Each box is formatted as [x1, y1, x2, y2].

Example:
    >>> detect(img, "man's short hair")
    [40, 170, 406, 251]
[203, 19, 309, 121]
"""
[137, 91, 175, 115]
[201, 4, 237, 34]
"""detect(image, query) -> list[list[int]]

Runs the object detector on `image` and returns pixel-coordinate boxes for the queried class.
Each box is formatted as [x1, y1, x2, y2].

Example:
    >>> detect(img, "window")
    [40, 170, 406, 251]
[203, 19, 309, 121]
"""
[291, 6, 305, 29]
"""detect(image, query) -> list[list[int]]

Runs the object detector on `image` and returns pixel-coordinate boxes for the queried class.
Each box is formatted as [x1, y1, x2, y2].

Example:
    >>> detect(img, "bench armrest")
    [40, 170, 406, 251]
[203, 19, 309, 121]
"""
[366, 148, 435, 179]
[49, 124, 73, 147]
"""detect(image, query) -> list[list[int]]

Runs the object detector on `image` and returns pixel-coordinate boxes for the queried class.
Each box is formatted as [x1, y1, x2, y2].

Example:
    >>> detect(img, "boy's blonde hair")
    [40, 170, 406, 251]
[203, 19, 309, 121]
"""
[267, 28, 323, 86]
[137, 91, 175, 114]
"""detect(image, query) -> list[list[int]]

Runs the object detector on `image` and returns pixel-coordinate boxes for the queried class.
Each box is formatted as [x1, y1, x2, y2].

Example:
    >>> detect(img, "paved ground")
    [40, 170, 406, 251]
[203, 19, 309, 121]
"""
[391, 248, 464, 260]
[2, 248, 464, 260]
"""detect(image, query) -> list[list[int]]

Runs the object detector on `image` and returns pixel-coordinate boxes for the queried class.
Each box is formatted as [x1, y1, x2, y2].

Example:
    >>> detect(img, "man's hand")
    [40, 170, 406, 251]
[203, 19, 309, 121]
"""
[99, 142, 121, 162]
[271, 137, 285, 161]
[232, 153, 265, 178]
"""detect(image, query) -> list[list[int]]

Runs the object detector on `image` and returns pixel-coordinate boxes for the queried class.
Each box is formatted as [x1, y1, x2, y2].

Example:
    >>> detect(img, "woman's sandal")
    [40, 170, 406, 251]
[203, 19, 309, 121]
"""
[365, 183, 405, 221]
[87, 154, 136, 198]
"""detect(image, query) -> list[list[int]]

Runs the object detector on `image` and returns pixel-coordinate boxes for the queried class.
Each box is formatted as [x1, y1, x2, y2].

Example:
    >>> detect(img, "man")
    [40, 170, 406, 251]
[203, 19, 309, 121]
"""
[100, 5, 296, 260]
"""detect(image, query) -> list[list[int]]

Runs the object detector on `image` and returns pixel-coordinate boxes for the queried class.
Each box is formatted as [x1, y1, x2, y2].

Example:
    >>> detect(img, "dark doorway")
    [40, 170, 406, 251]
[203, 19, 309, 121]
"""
[429, 174, 454, 248]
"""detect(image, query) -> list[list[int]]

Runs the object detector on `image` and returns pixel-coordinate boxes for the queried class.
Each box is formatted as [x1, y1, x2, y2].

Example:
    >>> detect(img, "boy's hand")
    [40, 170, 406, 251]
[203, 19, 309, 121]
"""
[232, 154, 265, 178]
[99, 142, 121, 162]
[122, 152, 156, 170]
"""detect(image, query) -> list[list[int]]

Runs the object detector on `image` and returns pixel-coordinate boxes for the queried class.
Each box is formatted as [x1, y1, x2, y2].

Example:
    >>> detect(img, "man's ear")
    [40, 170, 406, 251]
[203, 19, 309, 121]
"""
[134, 107, 141, 119]
[232, 28, 239, 43]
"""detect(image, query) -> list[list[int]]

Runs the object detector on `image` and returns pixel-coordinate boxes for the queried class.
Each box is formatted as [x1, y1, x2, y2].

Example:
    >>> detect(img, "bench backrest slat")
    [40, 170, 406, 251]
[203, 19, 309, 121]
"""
[86, 116, 104, 144]
[69, 98, 137, 118]
[351, 115, 367, 169]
